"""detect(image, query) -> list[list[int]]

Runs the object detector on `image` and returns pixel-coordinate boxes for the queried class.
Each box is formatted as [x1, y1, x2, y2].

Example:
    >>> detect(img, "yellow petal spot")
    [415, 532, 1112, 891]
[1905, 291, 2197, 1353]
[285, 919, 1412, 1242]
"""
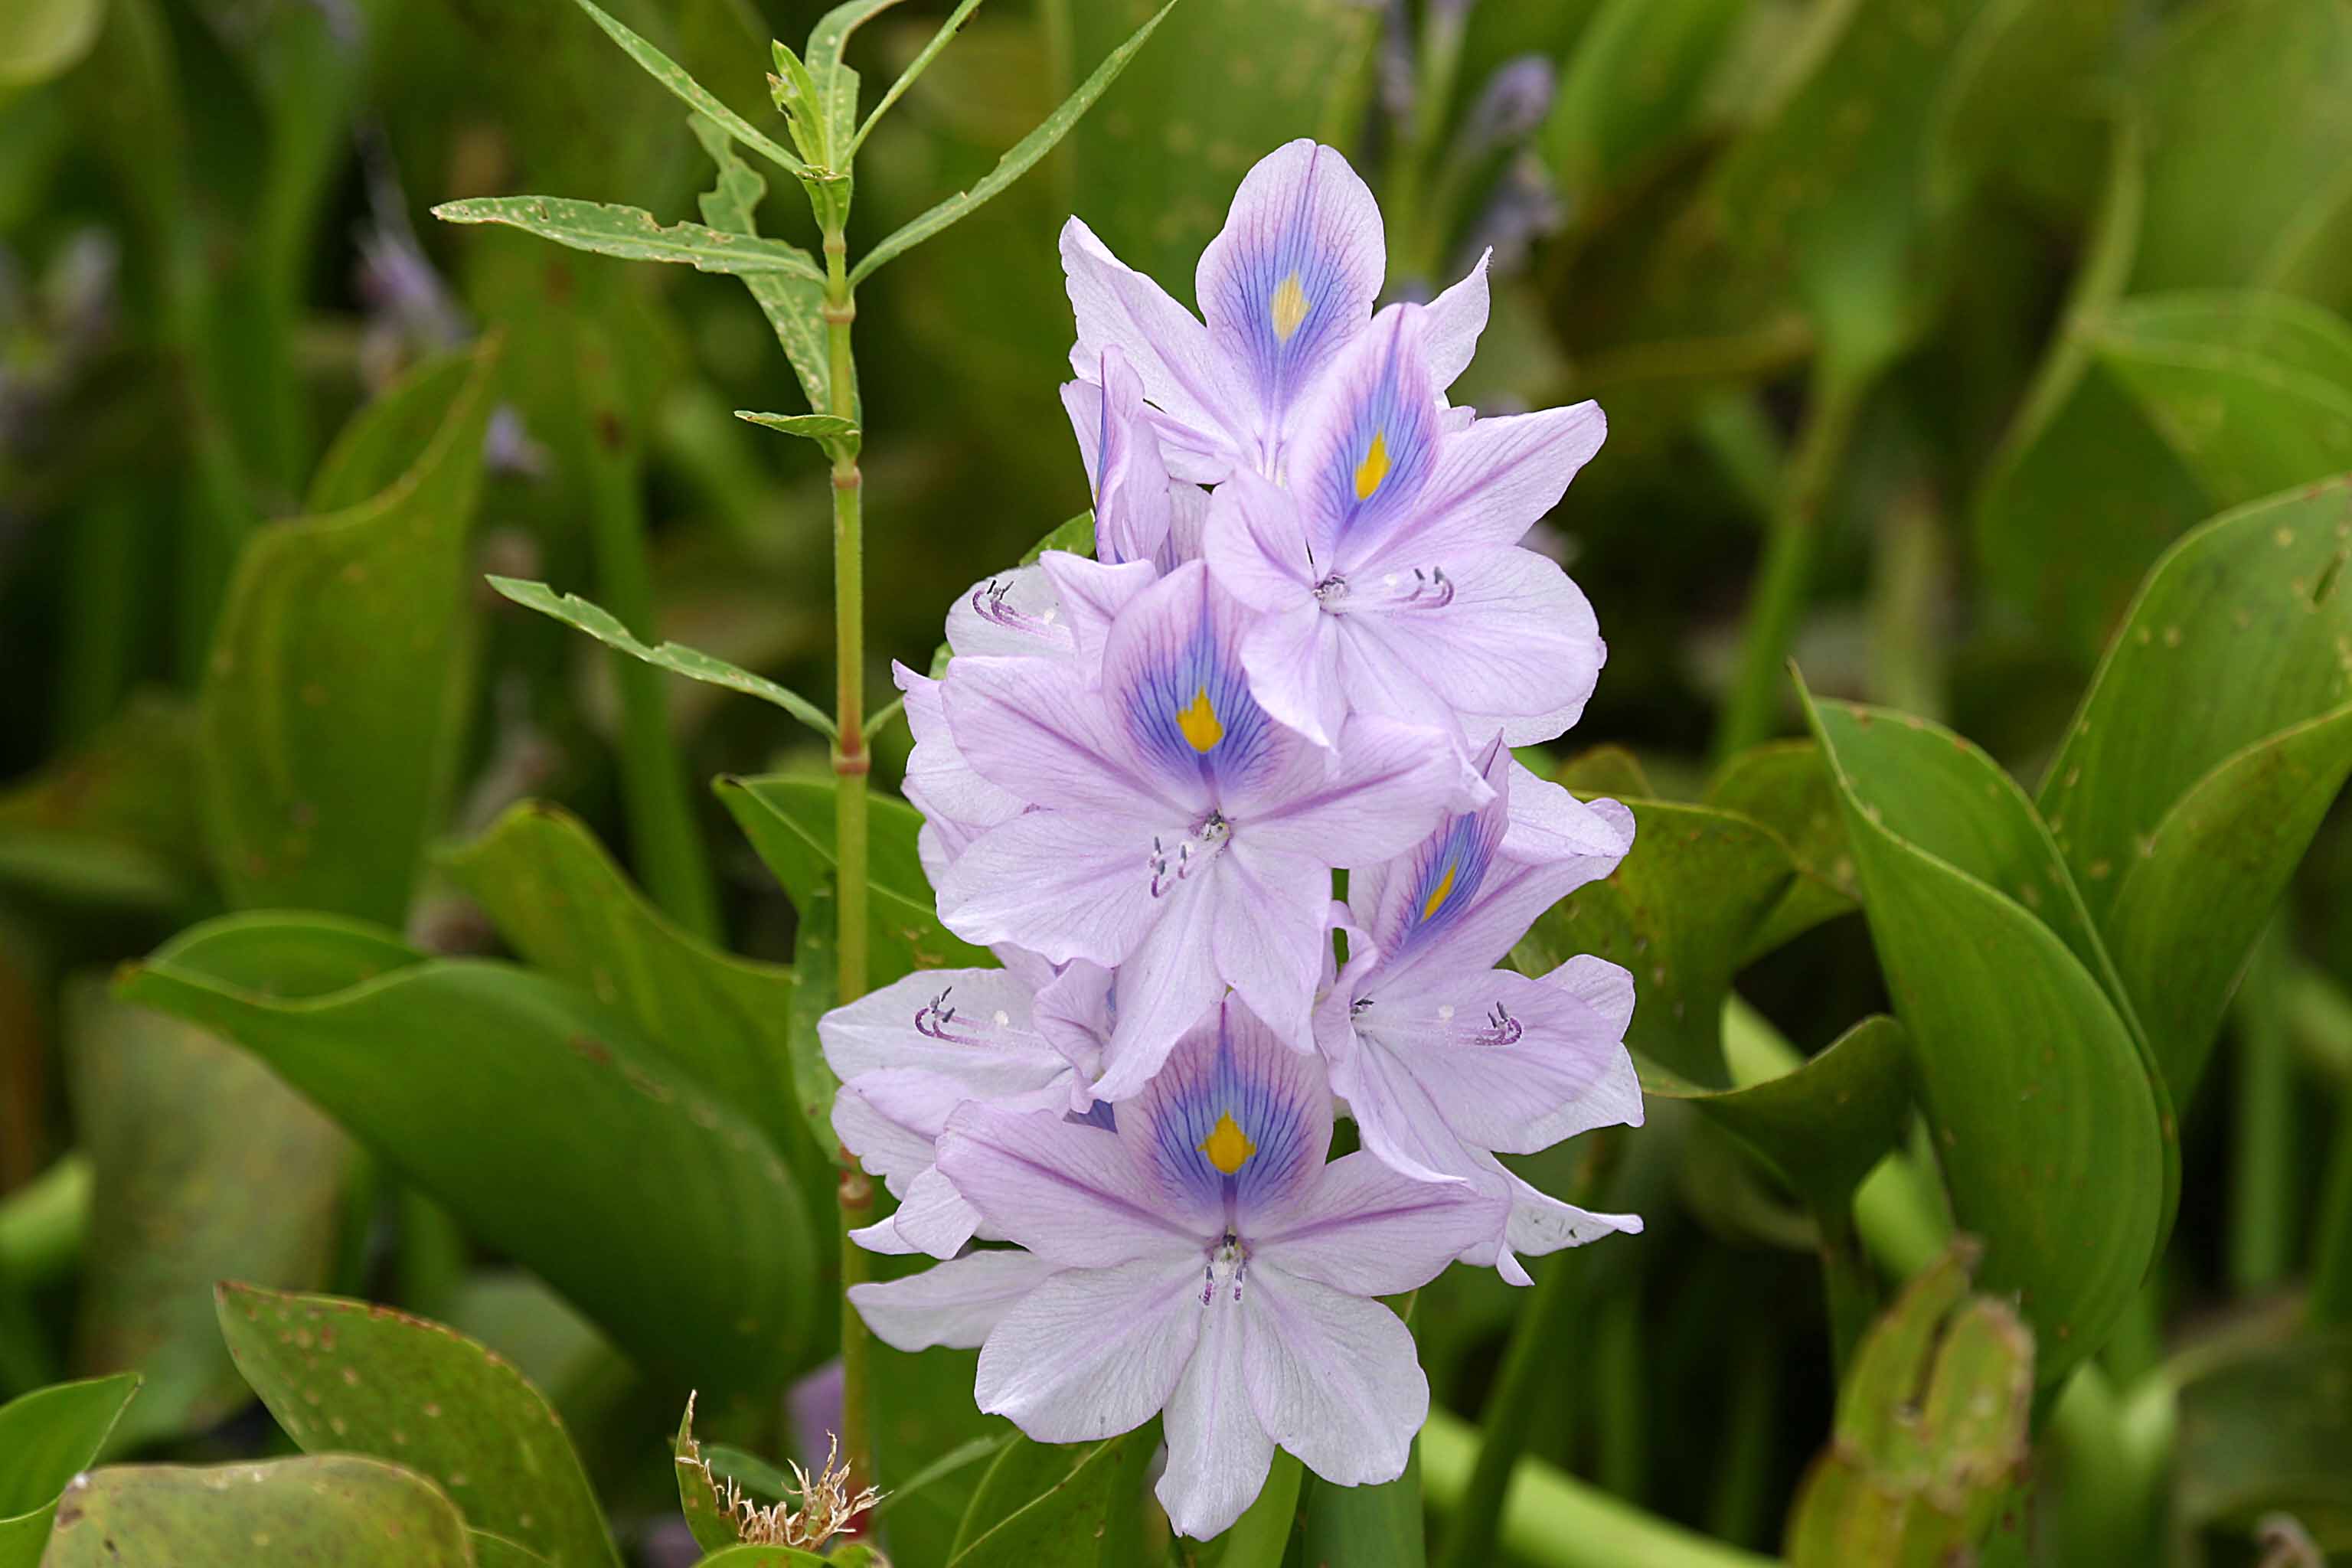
[1200, 1111, 1257, 1174]
[1354, 431, 1390, 501]
[1177, 684, 1224, 752]
[1271, 273, 1311, 341]
[1420, 863, 1457, 923]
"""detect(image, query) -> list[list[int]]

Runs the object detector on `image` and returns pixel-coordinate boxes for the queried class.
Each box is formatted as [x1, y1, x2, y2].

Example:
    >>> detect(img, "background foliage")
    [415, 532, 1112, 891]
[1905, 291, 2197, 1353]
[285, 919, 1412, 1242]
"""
[3, 0, 2352, 1564]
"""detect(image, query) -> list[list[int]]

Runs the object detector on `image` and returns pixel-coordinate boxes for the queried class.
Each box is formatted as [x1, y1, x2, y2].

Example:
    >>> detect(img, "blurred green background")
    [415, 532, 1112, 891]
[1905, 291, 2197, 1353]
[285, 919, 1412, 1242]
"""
[5, 0, 2352, 1563]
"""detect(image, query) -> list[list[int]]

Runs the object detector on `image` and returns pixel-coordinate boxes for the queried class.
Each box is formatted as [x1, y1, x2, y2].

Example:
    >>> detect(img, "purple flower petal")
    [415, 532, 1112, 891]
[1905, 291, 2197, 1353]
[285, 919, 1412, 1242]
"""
[975, 1253, 1204, 1440]
[938, 1102, 1204, 1262]
[1158, 1292, 1272, 1540]
[1196, 140, 1385, 457]
[1251, 1151, 1502, 1295]
[1240, 1263, 1426, 1486]
[1062, 216, 1249, 482]
[848, 1249, 1060, 1352]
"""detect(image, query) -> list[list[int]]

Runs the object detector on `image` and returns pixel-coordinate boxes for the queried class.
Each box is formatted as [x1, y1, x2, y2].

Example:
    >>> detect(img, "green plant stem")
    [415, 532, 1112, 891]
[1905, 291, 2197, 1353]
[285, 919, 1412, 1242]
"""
[577, 332, 723, 943]
[1435, 1250, 1589, 1568]
[1421, 1409, 1776, 1568]
[1711, 359, 1869, 765]
[822, 218, 877, 1507]
[1867, 485, 1946, 722]
[2230, 923, 2295, 1293]
[2310, 1083, 2352, 1325]
[1704, 1329, 1779, 1549]
[1818, 1206, 1879, 1379]
[1592, 1286, 1646, 1502]
[1385, 0, 1468, 286]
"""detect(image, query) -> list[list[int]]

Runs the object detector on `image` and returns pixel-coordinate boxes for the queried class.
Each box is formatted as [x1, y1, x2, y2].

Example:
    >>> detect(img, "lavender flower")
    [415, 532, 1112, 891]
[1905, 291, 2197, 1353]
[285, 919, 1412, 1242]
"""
[849, 1004, 1502, 1537]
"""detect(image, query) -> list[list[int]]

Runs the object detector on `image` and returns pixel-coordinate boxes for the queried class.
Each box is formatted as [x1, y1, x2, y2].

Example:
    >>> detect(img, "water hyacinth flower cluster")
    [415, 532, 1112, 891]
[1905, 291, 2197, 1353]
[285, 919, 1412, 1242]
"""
[824, 140, 1642, 1540]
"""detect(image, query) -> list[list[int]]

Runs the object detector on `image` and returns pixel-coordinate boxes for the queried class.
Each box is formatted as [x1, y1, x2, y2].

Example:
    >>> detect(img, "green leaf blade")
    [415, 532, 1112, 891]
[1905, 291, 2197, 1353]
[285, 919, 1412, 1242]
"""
[214, 1284, 619, 1568]
[490, 577, 835, 739]
[0, 1373, 140, 1568]
[851, 1, 1181, 286]
[433, 196, 824, 279]
[43, 1457, 473, 1568]
[570, 0, 807, 177]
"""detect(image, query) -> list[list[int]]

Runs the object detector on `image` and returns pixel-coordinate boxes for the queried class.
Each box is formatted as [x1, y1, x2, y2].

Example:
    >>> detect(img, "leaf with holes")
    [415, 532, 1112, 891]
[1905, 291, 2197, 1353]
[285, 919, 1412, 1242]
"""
[1805, 687, 2168, 1384]
[691, 113, 838, 416]
[215, 1284, 618, 1568]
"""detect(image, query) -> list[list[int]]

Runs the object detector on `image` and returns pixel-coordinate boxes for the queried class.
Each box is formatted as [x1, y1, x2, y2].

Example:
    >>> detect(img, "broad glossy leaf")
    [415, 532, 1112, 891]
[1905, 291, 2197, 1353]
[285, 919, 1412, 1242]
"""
[2174, 1329, 2352, 1549]
[489, 577, 834, 738]
[948, 1432, 1143, 1568]
[693, 114, 836, 417]
[432, 197, 825, 279]
[120, 923, 814, 1392]
[1299, 1446, 1424, 1568]
[0, 0, 103, 87]
[1704, 740, 1858, 960]
[443, 801, 806, 1158]
[1805, 691, 2167, 1383]
[0, 693, 204, 910]
[2040, 477, 2352, 1104]
[471, 1537, 557, 1568]
[871, 1341, 1008, 1568]
[2092, 292, 2352, 505]
[0, 1374, 138, 1568]
[715, 774, 989, 985]
[1644, 1015, 1909, 1214]
[1063, 0, 1380, 297]
[2131, 0, 2352, 312]
[42, 1457, 472, 1568]
[66, 985, 345, 1449]
[851, 2, 1178, 286]
[1785, 1242, 2033, 1566]
[570, 0, 806, 175]
[215, 1284, 616, 1568]
[200, 340, 498, 926]
[1515, 796, 1803, 1086]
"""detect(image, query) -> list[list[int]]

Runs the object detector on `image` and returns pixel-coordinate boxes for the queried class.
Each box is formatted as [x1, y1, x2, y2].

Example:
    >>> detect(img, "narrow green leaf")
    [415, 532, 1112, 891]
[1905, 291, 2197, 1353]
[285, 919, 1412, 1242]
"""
[1642, 1014, 1910, 1215]
[119, 920, 815, 1393]
[1804, 687, 2167, 1384]
[440, 801, 807, 1159]
[737, 410, 859, 440]
[691, 113, 838, 416]
[489, 576, 836, 740]
[215, 1283, 619, 1568]
[715, 773, 991, 986]
[570, 0, 808, 176]
[42, 1456, 474, 1568]
[871, 1434, 1018, 1520]
[200, 340, 499, 927]
[0, 1374, 139, 1568]
[854, 0, 985, 152]
[2040, 476, 2352, 1106]
[673, 1397, 737, 1556]
[949, 1432, 1142, 1567]
[805, 0, 908, 158]
[850, 1, 1180, 286]
[66, 984, 347, 1450]
[432, 196, 823, 279]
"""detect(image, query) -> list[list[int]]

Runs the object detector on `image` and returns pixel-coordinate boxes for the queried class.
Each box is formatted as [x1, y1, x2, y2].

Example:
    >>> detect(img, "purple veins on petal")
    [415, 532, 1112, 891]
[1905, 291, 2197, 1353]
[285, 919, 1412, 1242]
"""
[1132, 1002, 1328, 1220]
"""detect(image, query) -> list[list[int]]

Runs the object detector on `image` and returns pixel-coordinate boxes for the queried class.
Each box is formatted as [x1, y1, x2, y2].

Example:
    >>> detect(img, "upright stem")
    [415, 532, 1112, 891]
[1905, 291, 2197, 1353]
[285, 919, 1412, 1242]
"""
[1436, 1250, 1589, 1568]
[2308, 1085, 2352, 1325]
[2230, 923, 2295, 1293]
[577, 331, 723, 942]
[822, 220, 877, 1502]
[1711, 359, 1869, 766]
